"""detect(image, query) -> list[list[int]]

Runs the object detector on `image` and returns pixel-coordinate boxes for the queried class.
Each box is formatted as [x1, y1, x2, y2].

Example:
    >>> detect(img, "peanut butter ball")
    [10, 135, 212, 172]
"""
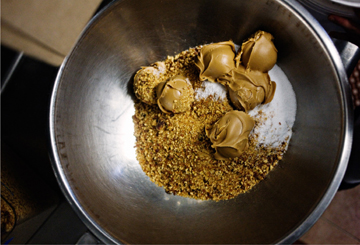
[206, 111, 255, 160]
[235, 31, 277, 73]
[133, 62, 166, 105]
[218, 65, 276, 112]
[195, 41, 236, 83]
[156, 75, 194, 114]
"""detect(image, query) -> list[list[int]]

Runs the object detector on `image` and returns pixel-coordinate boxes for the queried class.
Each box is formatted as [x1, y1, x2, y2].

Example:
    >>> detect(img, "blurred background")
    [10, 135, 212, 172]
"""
[1, 0, 359, 244]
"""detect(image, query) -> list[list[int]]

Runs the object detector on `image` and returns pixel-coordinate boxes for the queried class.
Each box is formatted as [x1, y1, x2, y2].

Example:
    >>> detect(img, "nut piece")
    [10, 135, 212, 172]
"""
[206, 110, 255, 160]
[156, 75, 194, 114]
[235, 31, 277, 72]
[195, 41, 236, 83]
[133, 62, 166, 104]
[218, 65, 276, 112]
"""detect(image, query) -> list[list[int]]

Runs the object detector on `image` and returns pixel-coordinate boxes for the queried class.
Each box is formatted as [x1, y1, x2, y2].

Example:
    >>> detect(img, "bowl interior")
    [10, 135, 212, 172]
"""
[51, 0, 349, 243]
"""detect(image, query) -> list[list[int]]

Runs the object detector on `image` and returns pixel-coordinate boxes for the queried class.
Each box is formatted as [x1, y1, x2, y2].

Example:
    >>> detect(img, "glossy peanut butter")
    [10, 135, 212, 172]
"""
[206, 110, 255, 160]
[195, 41, 236, 83]
[235, 31, 277, 73]
[156, 75, 194, 114]
[218, 65, 276, 112]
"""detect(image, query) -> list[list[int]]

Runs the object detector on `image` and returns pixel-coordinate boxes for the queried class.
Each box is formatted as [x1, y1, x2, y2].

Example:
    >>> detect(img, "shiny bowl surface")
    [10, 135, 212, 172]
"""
[50, 0, 353, 243]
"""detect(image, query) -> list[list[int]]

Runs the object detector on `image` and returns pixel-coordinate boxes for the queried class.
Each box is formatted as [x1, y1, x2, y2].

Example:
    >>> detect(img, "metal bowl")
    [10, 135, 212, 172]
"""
[49, 0, 353, 243]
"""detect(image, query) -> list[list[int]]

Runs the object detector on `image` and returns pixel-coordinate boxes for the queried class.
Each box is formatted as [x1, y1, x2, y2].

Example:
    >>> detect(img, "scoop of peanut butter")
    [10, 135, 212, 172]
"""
[156, 75, 194, 114]
[218, 65, 276, 112]
[235, 31, 277, 73]
[206, 110, 255, 160]
[134, 62, 166, 105]
[195, 41, 236, 83]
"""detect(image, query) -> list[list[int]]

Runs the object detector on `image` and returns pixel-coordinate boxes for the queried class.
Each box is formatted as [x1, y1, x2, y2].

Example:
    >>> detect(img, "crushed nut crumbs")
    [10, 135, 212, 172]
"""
[133, 46, 288, 201]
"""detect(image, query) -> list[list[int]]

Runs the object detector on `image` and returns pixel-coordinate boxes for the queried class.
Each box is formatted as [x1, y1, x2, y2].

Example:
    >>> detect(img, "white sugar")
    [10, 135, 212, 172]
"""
[195, 81, 227, 101]
[248, 65, 297, 148]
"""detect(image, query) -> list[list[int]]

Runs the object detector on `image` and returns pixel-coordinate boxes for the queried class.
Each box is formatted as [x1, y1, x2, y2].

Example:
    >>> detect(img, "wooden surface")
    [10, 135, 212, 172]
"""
[1, 0, 102, 66]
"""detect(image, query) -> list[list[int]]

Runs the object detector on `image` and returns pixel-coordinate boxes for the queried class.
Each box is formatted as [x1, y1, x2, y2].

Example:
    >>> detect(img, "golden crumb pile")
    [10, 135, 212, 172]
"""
[133, 47, 202, 105]
[132, 47, 287, 201]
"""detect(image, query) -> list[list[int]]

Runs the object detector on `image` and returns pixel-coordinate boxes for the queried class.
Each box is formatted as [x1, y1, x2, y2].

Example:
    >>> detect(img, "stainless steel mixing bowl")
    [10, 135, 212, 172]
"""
[49, 0, 353, 243]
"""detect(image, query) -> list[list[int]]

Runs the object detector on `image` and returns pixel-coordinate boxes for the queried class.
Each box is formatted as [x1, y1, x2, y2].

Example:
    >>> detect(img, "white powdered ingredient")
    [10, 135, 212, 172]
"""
[248, 65, 296, 148]
[195, 81, 227, 101]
